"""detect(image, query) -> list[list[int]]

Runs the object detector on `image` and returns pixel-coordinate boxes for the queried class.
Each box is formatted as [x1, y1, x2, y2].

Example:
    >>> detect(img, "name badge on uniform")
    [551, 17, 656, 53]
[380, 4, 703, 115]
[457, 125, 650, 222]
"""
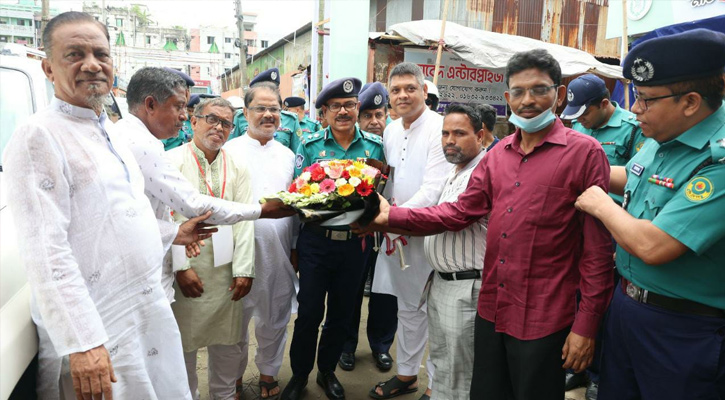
[630, 163, 644, 176]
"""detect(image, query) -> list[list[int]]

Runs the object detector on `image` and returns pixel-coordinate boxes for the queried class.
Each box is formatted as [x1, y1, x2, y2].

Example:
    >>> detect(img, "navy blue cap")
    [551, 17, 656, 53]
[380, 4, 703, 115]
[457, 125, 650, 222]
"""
[187, 94, 200, 108]
[284, 96, 305, 108]
[360, 82, 374, 94]
[560, 74, 608, 120]
[250, 68, 280, 87]
[163, 67, 195, 87]
[315, 77, 362, 109]
[358, 82, 388, 113]
[623, 28, 725, 87]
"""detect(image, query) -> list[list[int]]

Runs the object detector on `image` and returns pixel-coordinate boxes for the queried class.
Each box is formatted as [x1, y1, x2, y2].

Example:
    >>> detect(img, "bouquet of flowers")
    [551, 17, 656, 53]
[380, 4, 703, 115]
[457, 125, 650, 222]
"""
[264, 159, 384, 225]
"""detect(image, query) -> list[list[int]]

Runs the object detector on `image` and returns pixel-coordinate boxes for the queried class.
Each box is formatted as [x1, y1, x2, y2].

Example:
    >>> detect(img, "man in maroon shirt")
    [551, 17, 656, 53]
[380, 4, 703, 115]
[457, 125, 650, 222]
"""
[368, 49, 614, 399]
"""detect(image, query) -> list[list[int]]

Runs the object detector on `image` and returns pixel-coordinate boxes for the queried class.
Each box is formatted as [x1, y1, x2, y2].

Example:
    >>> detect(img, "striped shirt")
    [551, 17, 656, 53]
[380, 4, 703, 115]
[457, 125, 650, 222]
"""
[424, 150, 487, 273]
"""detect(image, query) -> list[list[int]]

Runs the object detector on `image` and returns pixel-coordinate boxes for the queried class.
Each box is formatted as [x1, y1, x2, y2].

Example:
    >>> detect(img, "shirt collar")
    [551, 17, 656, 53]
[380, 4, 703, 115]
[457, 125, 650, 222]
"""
[240, 132, 273, 149]
[673, 104, 725, 150]
[324, 126, 363, 144]
[602, 102, 625, 129]
[189, 140, 222, 165]
[51, 96, 107, 122]
[511, 117, 568, 151]
[408, 108, 431, 131]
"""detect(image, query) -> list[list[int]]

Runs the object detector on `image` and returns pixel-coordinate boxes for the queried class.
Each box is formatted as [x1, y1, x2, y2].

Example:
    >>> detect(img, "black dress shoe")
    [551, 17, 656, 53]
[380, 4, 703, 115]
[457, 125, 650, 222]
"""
[280, 375, 308, 400]
[338, 352, 355, 371]
[316, 370, 345, 400]
[585, 381, 599, 400]
[564, 371, 587, 391]
[372, 352, 393, 372]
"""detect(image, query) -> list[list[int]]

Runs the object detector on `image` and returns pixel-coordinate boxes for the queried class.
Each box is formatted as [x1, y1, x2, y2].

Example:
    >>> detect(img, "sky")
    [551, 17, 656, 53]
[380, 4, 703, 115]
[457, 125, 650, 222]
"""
[5, 0, 315, 43]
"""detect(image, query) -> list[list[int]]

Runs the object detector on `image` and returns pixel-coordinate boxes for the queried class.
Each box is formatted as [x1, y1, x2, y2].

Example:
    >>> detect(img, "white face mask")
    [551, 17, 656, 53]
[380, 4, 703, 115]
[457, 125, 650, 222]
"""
[508, 94, 558, 133]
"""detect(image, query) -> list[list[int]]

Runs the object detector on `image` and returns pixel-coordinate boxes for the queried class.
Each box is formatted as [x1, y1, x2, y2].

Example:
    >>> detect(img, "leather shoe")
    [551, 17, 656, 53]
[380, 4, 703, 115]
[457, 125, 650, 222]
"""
[564, 371, 587, 391]
[585, 381, 599, 400]
[317, 371, 345, 399]
[338, 352, 355, 371]
[372, 352, 393, 372]
[280, 375, 307, 400]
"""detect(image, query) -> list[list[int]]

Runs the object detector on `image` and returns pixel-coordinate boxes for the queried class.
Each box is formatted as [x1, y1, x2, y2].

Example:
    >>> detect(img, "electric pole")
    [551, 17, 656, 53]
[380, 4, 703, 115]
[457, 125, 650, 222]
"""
[316, 0, 324, 94]
[235, 0, 247, 90]
[40, 0, 49, 48]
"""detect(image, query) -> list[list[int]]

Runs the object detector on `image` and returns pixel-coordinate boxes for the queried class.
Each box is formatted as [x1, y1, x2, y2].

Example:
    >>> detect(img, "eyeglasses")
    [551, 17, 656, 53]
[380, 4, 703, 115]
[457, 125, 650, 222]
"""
[326, 101, 358, 113]
[195, 114, 235, 131]
[248, 106, 281, 114]
[507, 85, 557, 99]
[632, 91, 685, 111]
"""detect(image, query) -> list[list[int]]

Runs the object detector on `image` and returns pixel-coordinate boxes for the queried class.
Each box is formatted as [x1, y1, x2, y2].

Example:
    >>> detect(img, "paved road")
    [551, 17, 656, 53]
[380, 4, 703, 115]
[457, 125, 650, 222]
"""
[196, 296, 586, 400]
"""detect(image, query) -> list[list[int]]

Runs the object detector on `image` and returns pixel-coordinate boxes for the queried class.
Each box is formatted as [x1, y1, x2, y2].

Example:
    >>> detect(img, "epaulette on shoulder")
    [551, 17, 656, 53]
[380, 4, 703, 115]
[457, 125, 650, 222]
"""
[302, 132, 325, 146]
[281, 110, 298, 120]
[362, 131, 383, 145]
[711, 137, 725, 164]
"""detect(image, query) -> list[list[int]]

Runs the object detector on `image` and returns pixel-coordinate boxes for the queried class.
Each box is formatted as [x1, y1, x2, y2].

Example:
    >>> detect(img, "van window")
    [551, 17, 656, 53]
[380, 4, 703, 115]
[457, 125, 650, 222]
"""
[0, 68, 34, 168]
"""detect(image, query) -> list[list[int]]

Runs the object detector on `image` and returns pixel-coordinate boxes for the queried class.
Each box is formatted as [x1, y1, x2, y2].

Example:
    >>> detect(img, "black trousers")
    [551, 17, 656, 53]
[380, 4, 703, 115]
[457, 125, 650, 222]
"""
[289, 228, 371, 376]
[470, 315, 569, 400]
[342, 249, 398, 354]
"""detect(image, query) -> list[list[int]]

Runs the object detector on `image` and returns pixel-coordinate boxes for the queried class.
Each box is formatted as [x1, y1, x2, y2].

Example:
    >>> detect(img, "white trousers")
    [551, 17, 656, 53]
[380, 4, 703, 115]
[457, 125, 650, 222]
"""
[396, 298, 435, 387]
[237, 297, 293, 377]
[427, 274, 480, 400]
[184, 343, 243, 400]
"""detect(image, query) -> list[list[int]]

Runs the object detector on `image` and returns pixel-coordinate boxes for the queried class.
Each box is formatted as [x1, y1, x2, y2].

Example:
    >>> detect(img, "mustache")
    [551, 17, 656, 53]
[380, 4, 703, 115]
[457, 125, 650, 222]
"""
[444, 144, 461, 152]
[335, 116, 353, 122]
[260, 117, 276, 124]
[516, 106, 543, 114]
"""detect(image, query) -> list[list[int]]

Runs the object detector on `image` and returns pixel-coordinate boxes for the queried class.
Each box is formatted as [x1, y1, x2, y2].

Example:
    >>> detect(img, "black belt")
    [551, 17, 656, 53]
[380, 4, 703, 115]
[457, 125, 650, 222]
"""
[621, 278, 725, 319]
[303, 224, 354, 241]
[438, 270, 481, 281]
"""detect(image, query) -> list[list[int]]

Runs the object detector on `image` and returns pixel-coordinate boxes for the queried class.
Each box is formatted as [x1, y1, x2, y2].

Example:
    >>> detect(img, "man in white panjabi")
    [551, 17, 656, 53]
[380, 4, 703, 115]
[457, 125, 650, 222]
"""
[167, 97, 255, 400]
[113, 67, 290, 303]
[424, 104, 490, 400]
[3, 12, 192, 399]
[371, 62, 449, 399]
[224, 81, 298, 400]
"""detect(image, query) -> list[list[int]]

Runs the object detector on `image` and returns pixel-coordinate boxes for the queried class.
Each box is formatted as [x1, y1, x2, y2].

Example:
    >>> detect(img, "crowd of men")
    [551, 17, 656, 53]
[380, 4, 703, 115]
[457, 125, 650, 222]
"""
[5, 10, 724, 400]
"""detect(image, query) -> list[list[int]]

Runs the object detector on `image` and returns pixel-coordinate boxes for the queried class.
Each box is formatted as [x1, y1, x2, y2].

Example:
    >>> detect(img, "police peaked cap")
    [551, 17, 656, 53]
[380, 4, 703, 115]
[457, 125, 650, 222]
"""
[623, 29, 725, 87]
[284, 96, 306, 108]
[358, 82, 388, 112]
[163, 67, 195, 87]
[315, 77, 362, 109]
[250, 67, 280, 87]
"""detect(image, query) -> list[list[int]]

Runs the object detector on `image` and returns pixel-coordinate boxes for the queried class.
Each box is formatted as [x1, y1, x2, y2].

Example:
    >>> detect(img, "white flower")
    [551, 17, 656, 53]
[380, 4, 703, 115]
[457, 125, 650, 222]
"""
[349, 177, 362, 187]
[300, 172, 312, 181]
[335, 178, 347, 187]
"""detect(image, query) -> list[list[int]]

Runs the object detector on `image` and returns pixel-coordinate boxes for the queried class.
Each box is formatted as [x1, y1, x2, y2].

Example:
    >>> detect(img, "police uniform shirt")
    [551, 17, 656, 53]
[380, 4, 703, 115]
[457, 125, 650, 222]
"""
[293, 126, 384, 177]
[572, 102, 646, 202]
[299, 116, 322, 136]
[617, 104, 725, 309]
[162, 119, 193, 151]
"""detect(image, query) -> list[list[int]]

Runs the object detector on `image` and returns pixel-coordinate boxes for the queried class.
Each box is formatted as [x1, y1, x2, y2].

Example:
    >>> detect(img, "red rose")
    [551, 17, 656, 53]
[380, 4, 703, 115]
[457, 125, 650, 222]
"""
[288, 182, 298, 193]
[356, 181, 373, 196]
[342, 170, 351, 179]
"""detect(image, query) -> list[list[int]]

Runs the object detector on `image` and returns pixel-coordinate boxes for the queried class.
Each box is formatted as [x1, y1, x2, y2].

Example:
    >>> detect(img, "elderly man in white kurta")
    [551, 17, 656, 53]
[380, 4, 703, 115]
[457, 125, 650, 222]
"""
[371, 62, 449, 399]
[167, 98, 255, 400]
[423, 104, 490, 400]
[4, 12, 191, 400]
[113, 67, 278, 303]
[224, 82, 298, 400]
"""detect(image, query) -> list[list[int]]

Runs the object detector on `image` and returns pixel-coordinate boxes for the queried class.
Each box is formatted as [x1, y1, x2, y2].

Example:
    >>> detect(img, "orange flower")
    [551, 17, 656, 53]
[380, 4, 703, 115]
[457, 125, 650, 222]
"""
[299, 185, 312, 196]
[337, 183, 354, 196]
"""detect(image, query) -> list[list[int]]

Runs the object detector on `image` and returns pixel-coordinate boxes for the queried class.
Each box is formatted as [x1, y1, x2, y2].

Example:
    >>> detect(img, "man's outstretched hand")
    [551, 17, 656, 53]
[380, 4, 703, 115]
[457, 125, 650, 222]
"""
[174, 211, 218, 245]
[260, 199, 296, 219]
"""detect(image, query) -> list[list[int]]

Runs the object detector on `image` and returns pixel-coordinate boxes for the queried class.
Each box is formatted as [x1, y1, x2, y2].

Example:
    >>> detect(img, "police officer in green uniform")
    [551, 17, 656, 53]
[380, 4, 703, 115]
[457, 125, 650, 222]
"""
[161, 68, 196, 150]
[282, 77, 384, 400]
[560, 74, 647, 400]
[229, 67, 304, 151]
[284, 96, 322, 134]
[562, 74, 646, 204]
[574, 29, 725, 400]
